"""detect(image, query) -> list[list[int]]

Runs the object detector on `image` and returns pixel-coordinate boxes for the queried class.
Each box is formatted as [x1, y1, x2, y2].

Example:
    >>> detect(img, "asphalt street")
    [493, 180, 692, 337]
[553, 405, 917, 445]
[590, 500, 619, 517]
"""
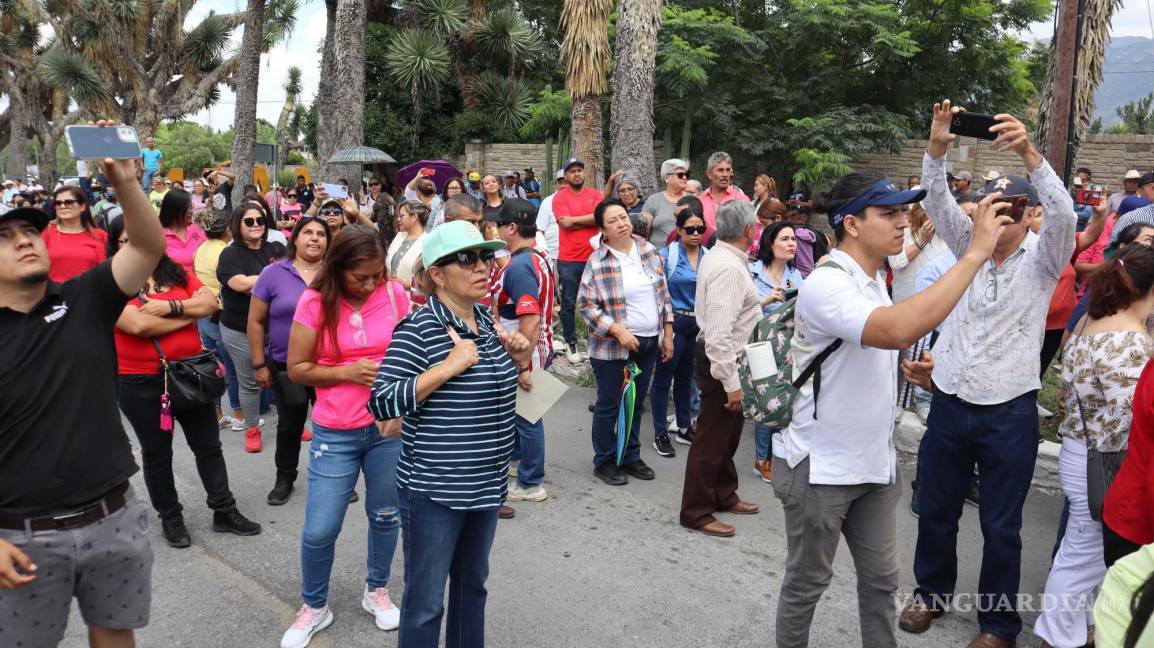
[61, 385, 1064, 647]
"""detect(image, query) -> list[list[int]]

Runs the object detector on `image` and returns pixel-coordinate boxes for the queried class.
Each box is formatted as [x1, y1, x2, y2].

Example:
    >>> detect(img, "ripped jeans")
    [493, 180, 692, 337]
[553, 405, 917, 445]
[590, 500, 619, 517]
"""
[300, 422, 401, 608]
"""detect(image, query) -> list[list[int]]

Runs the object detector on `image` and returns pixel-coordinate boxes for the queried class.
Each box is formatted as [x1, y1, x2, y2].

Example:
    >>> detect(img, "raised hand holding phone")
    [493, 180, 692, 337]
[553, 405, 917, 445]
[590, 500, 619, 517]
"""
[966, 192, 1015, 260]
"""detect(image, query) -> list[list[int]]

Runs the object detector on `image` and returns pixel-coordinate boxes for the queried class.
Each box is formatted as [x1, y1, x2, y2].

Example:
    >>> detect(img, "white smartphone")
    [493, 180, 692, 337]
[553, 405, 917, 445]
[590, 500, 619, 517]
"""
[65, 125, 142, 160]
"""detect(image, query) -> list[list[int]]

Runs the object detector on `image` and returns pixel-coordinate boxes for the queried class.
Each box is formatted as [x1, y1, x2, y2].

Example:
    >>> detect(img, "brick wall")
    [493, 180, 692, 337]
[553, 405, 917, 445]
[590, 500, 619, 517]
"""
[448, 140, 668, 183]
[849, 134, 1154, 185]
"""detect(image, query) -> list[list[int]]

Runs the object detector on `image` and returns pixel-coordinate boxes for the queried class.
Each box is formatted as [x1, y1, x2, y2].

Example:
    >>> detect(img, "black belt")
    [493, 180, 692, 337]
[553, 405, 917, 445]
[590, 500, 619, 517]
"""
[0, 482, 129, 531]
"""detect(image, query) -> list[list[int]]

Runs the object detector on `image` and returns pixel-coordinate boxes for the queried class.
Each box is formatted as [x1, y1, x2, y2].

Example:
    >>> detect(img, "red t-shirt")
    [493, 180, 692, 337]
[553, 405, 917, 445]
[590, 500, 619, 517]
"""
[1045, 236, 1081, 330]
[43, 225, 108, 282]
[553, 186, 604, 263]
[1104, 360, 1154, 545]
[115, 276, 207, 375]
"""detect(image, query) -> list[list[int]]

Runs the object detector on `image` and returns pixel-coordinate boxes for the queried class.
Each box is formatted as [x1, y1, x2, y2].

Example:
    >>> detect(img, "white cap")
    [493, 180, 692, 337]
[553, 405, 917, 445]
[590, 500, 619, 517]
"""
[983, 169, 1000, 181]
[555, 169, 565, 181]
[1126, 169, 1141, 179]
[1072, 177, 1083, 187]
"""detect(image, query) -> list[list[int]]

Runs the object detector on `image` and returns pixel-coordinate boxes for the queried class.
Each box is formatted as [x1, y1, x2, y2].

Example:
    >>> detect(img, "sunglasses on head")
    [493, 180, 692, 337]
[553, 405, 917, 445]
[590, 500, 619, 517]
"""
[435, 248, 496, 268]
[681, 225, 706, 235]
[242, 217, 265, 228]
[54, 199, 80, 208]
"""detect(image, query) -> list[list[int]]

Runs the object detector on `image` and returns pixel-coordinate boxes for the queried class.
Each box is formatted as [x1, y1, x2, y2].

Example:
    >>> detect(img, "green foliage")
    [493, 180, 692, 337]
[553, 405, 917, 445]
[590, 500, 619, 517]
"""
[386, 29, 454, 97]
[409, 0, 468, 35]
[1112, 93, 1154, 135]
[37, 47, 107, 103]
[467, 7, 542, 73]
[184, 11, 232, 69]
[519, 87, 571, 140]
[468, 71, 534, 130]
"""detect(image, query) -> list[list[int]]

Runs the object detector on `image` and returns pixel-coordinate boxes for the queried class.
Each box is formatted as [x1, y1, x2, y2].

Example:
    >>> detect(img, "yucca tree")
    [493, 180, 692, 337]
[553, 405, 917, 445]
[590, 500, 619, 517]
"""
[276, 66, 303, 168]
[561, 0, 613, 186]
[231, 0, 267, 199]
[610, 0, 662, 195]
[386, 28, 453, 151]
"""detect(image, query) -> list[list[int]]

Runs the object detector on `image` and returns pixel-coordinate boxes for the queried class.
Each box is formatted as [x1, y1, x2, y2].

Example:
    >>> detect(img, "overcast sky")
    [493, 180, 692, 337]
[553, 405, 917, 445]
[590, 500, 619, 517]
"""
[179, 0, 1154, 133]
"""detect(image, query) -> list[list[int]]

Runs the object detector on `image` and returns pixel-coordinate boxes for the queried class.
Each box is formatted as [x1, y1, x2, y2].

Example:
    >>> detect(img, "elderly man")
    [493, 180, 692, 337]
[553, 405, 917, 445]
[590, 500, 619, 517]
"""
[1107, 169, 1141, 214]
[679, 201, 762, 538]
[501, 171, 527, 200]
[441, 193, 484, 229]
[641, 159, 690, 247]
[699, 152, 751, 241]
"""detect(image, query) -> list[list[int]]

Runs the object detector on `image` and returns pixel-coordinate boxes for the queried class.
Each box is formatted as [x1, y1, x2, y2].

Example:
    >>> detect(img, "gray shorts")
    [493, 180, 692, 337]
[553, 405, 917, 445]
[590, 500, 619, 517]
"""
[0, 486, 154, 647]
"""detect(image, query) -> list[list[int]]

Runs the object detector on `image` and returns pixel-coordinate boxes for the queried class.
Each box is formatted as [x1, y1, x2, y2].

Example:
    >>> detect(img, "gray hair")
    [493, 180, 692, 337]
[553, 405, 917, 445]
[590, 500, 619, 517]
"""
[706, 151, 733, 172]
[686, 179, 703, 193]
[660, 158, 689, 178]
[714, 201, 756, 241]
[616, 174, 641, 190]
[443, 193, 482, 222]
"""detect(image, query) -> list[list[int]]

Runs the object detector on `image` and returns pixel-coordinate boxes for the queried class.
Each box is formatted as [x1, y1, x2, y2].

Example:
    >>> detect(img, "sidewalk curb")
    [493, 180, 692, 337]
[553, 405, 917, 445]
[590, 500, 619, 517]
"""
[895, 412, 1061, 490]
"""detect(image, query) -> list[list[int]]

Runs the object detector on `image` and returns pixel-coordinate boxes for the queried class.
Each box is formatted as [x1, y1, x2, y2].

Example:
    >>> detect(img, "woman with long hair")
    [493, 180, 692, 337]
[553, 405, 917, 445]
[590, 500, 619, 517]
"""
[386, 200, 429, 289]
[428, 177, 467, 230]
[248, 216, 332, 506]
[1033, 245, 1154, 648]
[752, 174, 777, 211]
[480, 174, 504, 221]
[280, 226, 409, 648]
[888, 202, 949, 304]
[217, 205, 286, 452]
[159, 189, 207, 276]
[111, 234, 261, 549]
[44, 185, 108, 281]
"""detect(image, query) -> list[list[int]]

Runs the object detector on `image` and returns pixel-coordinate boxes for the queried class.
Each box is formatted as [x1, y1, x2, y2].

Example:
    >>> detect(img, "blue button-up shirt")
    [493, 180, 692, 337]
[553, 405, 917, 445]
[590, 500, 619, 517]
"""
[658, 241, 705, 313]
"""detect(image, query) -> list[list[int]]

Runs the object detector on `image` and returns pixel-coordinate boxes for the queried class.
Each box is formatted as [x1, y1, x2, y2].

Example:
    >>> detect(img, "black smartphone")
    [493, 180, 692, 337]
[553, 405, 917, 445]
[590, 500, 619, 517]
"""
[997, 194, 1030, 223]
[65, 125, 143, 159]
[949, 112, 999, 141]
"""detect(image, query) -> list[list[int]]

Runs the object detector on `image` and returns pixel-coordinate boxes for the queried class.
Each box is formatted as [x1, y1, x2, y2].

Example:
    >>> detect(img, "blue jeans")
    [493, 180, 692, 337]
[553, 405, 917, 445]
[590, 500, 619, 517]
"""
[555, 260, 586, 345]
[754, 424, 776, 461]
[142, 169, 156, 189]
[651, 314, 698, 439]
[397, 487, 499, 648]
[913, 388, 1039, 640]
[589, 336, 659, 467]
[300, 423, 402, 608]
[510, 415, 544, 488]
[198, 317, 239, 412]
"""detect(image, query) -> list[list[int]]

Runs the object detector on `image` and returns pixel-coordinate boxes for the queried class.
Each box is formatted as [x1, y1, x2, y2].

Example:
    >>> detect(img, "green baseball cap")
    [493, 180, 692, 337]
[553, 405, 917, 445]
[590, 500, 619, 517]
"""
[421, 220, 505, 266]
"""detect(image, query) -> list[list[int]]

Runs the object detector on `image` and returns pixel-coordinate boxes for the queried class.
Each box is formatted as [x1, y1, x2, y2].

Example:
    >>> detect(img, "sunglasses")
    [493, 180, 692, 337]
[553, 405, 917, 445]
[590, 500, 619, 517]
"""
[242, 217, 265, 228]
[435, 248, 496, 267]
[287, 194, 298, 198]
[53, 199, 80, 208]
[349, 311, 367, 348]
[681, 225, 706, 235]
[319, 207, 342, 216]
[672, 172, 688, 179]
[369, 183, 380, 187]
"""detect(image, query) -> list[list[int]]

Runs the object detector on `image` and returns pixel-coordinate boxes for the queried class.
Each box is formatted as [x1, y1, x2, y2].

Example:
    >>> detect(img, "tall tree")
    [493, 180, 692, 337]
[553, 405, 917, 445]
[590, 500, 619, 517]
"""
[276, 66, 303, 168]
[326, 0, 368, 183]
[561, 0, 613, 186]
[610, 0, 662, 195]
[231, 0, 266, 201]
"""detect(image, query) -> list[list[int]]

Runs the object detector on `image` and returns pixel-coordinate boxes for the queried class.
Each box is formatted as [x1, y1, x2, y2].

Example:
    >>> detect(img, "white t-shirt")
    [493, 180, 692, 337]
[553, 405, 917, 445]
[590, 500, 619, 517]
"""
[607, 242, 660, 337]
[783, 249, 897, 485]
[536, 192, 560, 260]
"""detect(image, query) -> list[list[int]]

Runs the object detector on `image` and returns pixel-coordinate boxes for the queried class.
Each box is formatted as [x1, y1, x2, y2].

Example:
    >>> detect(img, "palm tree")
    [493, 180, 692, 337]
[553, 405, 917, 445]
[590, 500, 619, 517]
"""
[231, 0, 267, 200]
[561, 0, 613, 186]
[610, 0, 662, 196]
[276, 66, 303, 168]
[385, 29, 453, 151]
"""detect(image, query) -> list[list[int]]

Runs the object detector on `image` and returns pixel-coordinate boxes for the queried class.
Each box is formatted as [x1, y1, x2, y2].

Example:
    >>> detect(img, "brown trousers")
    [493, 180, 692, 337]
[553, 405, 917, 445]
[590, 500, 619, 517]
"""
[679, 341, 745, 529]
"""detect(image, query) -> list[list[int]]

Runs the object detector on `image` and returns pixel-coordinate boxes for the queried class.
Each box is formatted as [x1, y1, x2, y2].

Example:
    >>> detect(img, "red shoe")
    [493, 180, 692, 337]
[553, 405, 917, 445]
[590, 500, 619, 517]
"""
[245, 427, 262, 453]
[301, 426, 312, 442]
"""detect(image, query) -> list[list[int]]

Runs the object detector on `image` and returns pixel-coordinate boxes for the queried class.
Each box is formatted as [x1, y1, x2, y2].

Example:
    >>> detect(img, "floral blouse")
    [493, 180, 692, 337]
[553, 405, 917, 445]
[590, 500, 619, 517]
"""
[1059, 330, 1153, 452]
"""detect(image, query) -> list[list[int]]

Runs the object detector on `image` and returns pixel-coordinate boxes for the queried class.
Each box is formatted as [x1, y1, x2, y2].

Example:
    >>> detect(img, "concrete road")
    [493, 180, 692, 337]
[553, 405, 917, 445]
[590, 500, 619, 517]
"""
[62, 386, 1064, 647]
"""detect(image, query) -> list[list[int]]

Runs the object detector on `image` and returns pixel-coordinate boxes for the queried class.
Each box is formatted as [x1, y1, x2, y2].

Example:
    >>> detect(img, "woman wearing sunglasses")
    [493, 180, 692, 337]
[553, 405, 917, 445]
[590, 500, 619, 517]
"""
[248, 216, 332, 506]
[43, 185, 108, 281]
[217, 205, 286, 453]
[650, 204, 709, 458]
[368, 220, 532, 647]
[281, 226, 409, 648]
[641, 158, 691, 248]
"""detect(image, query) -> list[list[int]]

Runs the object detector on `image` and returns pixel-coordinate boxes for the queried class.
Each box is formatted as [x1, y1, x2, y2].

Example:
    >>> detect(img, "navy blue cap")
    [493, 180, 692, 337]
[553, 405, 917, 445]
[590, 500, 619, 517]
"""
[983, 174, 1040, 206]
[829, 179, 926, 229]
[563, 158, 585, 172]
[1119, 195, 1152, 217]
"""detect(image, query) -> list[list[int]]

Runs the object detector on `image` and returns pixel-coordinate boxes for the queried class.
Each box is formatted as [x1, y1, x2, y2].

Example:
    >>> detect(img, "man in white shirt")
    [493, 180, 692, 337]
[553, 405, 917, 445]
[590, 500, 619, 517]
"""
[535, 169, 564, 262]
[899, 101, 1077, 648]
[774, 169, 1011, 648]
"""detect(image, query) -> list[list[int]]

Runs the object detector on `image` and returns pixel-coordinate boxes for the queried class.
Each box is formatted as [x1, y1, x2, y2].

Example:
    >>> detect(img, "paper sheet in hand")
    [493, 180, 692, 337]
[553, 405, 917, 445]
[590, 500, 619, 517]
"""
[516, 368, 569, 424]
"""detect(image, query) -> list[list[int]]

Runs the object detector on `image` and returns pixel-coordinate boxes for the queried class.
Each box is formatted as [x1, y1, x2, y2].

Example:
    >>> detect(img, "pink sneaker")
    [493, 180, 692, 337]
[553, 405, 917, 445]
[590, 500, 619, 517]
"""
[245, 427, 262, 453]
[361, 585, 400, 631]
[280, 604, 332, 648]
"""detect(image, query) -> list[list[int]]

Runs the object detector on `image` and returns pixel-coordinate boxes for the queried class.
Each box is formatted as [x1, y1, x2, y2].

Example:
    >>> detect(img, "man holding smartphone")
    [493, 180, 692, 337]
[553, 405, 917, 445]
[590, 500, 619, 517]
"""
[899, 101, 1077, 648]
[0, 139, 167, 647]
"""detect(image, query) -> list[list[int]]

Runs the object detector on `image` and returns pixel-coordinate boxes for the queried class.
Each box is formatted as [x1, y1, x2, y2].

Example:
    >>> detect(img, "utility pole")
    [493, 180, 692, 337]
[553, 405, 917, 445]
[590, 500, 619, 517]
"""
[1043, 0, 1084, 182]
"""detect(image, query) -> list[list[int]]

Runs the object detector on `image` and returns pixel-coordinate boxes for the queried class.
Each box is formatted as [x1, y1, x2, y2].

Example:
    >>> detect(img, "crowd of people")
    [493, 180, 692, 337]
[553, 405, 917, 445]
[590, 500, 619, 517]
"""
[3, 104, 1154, 648]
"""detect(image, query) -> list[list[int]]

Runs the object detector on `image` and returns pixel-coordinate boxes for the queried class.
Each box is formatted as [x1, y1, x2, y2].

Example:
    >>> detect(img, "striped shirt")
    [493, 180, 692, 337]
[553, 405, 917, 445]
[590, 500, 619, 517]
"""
[695, 239, 762, 392]
[367, 295, 518, 510]
[577, 236, 673, 361]
[1108, 203, 1154, 245]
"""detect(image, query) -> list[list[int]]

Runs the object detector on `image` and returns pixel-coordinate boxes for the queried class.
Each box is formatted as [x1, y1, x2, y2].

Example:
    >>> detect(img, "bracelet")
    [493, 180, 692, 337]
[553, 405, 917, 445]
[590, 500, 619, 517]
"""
[252, 362, 266, 370]
[168, 300, 178, 315]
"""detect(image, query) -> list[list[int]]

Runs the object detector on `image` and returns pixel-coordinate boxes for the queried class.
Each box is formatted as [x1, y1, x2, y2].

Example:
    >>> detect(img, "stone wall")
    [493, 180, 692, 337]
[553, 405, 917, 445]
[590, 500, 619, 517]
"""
[448, 140, 667, 182]
[849, 134, 1154, 185]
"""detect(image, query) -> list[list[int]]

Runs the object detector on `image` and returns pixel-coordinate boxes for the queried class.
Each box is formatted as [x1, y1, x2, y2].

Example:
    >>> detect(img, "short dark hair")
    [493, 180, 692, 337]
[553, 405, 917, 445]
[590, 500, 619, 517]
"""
[1076, 167, 1092, 177]
[443, 193, 482, 222]
[675, 195, 704, 220]
[230, 204, 269, 244]
[675, 202, 705, 228]
[593, 197, 627, 229]
[756, 221, 797, 266]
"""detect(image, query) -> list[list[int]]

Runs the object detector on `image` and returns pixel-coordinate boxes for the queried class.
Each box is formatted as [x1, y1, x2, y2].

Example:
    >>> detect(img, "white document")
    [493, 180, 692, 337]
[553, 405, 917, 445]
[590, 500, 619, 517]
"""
[516, 368, 569, 424]
[745, 341, 779, 380]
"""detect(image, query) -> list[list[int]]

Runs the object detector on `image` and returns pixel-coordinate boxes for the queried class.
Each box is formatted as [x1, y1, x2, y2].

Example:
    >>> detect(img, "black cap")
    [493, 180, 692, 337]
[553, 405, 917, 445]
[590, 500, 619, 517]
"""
[1139, 172, 1154, 187]
[563, 158, 585, 172]
[0, 206, 50, 231]
[487, 197, 537, 226]
[983, 174, 1040, 206]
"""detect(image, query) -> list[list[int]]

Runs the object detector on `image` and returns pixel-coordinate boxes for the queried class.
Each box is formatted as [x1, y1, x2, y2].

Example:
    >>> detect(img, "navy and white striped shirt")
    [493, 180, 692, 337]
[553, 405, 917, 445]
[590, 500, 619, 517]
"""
[368, 294, 518, 510]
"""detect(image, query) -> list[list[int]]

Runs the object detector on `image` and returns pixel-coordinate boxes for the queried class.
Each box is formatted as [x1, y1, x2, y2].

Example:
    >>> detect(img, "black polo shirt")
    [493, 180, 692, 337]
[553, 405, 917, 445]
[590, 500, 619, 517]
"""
[0, 261, 137, 516]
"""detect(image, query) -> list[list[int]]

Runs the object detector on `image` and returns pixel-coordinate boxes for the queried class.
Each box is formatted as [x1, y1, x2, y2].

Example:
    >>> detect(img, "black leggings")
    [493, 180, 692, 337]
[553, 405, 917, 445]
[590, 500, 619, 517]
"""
[1103, 518, 1143, 568]
[268, 360, 315, 483]
[118, 373, 236, 521]
[1039, 328, 1065, 378]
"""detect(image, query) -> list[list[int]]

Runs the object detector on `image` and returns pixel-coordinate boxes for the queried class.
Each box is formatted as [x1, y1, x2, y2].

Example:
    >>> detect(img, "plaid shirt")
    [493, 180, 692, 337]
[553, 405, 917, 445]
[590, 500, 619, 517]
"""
[577, 236, 673, 360]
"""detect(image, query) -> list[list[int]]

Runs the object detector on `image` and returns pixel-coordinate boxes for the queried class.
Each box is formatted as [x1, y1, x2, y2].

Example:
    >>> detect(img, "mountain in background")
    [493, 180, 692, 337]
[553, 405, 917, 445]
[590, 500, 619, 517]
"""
[1095, 36, 1154, 126]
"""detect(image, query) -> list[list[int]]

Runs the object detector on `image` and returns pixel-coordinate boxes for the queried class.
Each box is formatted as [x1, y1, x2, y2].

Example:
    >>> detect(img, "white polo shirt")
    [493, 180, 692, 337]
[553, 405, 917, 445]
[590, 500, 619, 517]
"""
[783, 248, 898, 485]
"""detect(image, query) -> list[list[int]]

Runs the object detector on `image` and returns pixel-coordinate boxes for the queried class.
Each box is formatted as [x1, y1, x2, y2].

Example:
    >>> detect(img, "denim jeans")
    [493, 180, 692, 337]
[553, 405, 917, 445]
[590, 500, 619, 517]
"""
[651, 314, 698, 439]
[913, 388, 1039, 640]
[589, 335, 659, 467]
[754, 424, 777, 462]
[300, 423, 402, 608]
[198, 317, 239, 412]
[397, 487, 499, 648]
[510, 415, 544, 488]
[555, 260, 586, 346]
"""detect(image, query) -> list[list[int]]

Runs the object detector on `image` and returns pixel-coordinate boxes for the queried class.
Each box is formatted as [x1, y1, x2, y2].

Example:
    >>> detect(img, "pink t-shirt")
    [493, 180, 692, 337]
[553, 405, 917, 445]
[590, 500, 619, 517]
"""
[165, 224, 207, 276]
[293, 281, 409, 429]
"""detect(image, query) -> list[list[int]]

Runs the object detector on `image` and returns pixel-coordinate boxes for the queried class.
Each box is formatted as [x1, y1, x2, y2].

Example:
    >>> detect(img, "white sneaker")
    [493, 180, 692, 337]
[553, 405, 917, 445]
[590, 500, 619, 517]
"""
[218, 415, 238, 429]
[566, 350, 585, 364]
[362, 586, 400, 631]
[1038, 404, 1054, 418]
[553, 339, 569, 353]
[280, 604, 333, 648]
[507, 482, 548, 502]
[232, 417, 265, 432]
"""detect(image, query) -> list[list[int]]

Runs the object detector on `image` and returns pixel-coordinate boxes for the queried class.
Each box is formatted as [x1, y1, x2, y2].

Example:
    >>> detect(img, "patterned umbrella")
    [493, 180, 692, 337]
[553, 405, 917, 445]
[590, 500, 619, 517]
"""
[395, 160, 464, 194]
[615, 361, 642, 465]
